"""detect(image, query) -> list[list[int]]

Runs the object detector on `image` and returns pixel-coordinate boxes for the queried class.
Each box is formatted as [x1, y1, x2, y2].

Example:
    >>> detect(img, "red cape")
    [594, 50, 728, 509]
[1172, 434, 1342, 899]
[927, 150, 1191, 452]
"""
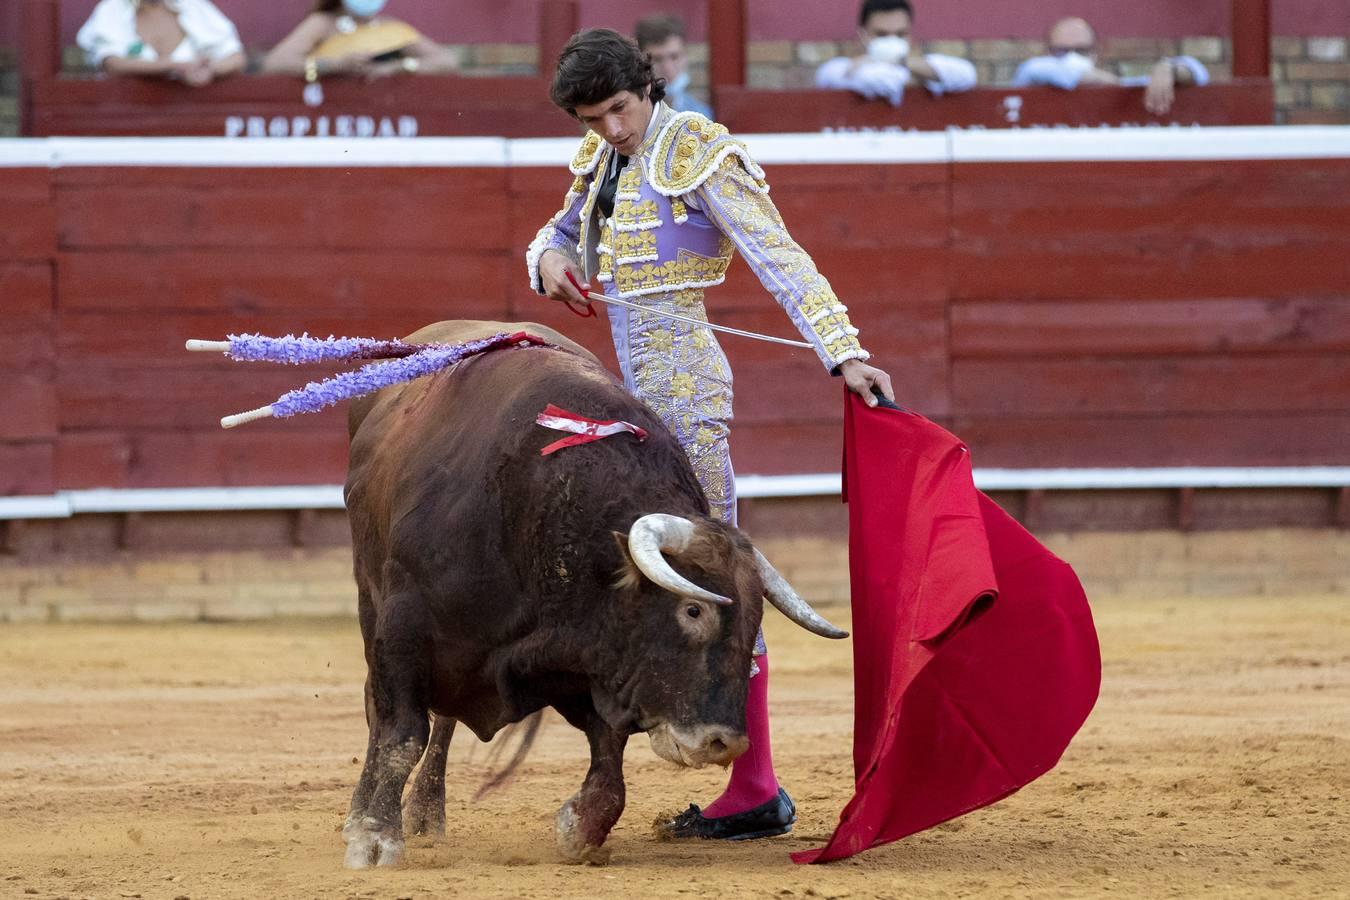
[793, 394, 1101, 864]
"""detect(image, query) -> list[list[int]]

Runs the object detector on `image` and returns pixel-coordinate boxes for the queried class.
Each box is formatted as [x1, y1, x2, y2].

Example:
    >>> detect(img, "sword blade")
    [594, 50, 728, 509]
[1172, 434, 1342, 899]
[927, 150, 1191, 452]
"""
[581, 291, 813, 350]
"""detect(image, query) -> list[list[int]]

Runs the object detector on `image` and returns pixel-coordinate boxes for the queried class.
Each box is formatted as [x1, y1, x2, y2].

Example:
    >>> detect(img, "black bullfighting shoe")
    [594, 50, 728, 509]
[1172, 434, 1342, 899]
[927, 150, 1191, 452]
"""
[658, 788, 797, 841]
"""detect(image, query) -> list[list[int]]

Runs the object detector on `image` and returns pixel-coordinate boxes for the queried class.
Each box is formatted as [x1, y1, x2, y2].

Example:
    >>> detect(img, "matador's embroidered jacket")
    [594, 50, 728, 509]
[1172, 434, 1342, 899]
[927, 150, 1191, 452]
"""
[526, 103, 870, 524]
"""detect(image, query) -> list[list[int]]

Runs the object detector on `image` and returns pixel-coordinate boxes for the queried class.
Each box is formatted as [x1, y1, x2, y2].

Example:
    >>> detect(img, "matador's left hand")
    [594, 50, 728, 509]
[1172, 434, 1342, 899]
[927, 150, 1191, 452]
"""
[839, 358, 895, 408]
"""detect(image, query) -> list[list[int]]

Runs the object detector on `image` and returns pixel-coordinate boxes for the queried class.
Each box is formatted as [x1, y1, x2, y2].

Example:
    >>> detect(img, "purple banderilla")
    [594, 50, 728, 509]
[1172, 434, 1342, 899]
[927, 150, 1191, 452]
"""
[222, 331, 540, 419]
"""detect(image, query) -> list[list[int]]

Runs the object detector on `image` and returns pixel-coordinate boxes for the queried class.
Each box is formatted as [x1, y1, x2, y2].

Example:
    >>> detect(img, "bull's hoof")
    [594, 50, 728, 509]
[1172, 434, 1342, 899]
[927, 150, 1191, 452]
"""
[342, 816, 405, 869]
[402, 798, 446, 838]
[554, 798, 612, 866]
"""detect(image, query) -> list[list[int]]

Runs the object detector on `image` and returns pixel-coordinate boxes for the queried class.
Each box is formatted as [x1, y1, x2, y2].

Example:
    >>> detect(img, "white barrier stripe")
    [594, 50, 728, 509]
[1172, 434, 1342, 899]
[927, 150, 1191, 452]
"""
[2, 126, 1347, 169]
[43, 136, 509, 167]
[951, 126, 1350, 163]
[2, 468, 1347, 519]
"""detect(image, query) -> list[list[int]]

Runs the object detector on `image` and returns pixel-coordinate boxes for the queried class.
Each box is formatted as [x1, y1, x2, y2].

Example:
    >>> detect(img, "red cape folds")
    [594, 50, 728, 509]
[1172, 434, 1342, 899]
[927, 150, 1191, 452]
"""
[792, 394, 1101, 864]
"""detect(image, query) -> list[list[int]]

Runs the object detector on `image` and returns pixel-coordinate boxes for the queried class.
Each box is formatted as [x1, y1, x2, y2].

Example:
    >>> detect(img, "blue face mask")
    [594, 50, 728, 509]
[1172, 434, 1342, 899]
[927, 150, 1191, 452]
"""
[342, 0, 387, 18]
[667, 70, 690, 94]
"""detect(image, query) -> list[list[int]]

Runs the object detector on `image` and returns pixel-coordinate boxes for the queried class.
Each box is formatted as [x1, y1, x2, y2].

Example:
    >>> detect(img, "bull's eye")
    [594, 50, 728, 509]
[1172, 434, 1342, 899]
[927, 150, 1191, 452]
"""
[685, 604, 701, 619]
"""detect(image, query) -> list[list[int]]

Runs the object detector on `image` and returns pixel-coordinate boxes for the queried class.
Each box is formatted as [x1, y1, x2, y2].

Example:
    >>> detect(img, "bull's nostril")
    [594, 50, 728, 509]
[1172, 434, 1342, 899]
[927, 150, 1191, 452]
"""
[708, 738, 728, 755]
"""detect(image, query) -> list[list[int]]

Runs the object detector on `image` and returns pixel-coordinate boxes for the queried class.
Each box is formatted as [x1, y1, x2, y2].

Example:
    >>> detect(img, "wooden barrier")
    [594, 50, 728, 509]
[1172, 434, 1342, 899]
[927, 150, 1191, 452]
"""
[2, 130, 1348, 495]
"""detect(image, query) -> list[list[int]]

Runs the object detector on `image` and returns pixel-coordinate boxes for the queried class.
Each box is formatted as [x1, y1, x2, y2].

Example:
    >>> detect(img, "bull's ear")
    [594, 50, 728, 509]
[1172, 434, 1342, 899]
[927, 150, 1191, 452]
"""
[612, 530, 643, 592]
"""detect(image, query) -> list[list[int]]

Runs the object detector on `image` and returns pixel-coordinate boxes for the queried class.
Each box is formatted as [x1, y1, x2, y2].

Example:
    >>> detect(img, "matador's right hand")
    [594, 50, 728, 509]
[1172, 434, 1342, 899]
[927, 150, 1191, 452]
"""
[540, 250, 592, 306]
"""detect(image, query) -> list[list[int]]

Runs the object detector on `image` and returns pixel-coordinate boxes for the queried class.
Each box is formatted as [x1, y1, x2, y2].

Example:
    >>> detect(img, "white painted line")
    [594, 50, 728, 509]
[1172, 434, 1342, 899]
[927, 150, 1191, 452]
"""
[952, 125, 1350, 163]
[742, 131, 951, 165]
[4, 468, 1346, 519]
[66, 485, 346, 513]
[973, 467, 1350, 490]
[508, 137, 585, 167]
[46, 137, 508, 167]
[6, 125, 1345, 169]
[0, 143, 54, 167]
[737, 473, 841, 498]
[0, 495, 72, 519]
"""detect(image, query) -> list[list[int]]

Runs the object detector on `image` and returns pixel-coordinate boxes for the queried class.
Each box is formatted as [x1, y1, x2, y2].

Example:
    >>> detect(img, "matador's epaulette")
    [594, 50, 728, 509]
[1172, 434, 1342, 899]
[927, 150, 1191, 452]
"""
[645, 112, 768, 198]
[569, 131, 606, 176]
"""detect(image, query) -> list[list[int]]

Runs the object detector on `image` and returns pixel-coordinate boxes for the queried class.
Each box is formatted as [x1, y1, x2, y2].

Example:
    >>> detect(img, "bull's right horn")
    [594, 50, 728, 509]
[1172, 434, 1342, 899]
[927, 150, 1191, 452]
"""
[754, 549, 849, 639]
[626, 514, 733, 606]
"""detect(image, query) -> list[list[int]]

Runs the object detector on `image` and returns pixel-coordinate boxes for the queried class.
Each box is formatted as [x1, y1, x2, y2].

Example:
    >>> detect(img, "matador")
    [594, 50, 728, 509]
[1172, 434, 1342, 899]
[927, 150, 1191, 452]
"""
[528, 28, 894, 841]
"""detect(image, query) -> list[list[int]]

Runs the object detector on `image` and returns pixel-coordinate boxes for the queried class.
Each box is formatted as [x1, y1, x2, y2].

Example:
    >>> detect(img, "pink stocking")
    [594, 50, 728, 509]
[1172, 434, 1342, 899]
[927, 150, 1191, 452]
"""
[702, 653, 780, 818]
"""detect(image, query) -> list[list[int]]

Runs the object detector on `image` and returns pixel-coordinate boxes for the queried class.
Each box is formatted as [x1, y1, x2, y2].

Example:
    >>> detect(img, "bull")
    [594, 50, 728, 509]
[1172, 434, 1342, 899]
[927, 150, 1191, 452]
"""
[340, 320, 845, 867]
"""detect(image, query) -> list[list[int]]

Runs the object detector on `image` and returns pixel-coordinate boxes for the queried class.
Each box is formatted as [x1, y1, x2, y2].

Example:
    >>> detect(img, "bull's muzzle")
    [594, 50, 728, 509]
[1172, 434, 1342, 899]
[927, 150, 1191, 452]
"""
[647, 722, 749, 769]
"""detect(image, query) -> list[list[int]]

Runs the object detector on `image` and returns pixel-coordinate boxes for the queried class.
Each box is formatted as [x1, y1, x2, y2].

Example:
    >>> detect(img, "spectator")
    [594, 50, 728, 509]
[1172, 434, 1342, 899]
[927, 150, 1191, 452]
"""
[1012, 17, 1209, 116]
[634, 13, 712, 118]
[76, 0, 244, 87]
[816, 0, 977, 106]
[261, 0, 460, 81]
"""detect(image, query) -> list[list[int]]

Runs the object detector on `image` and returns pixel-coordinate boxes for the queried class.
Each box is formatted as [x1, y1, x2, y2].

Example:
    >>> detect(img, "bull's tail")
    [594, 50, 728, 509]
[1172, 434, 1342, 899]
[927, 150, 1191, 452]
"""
[473, 711, 545, 801]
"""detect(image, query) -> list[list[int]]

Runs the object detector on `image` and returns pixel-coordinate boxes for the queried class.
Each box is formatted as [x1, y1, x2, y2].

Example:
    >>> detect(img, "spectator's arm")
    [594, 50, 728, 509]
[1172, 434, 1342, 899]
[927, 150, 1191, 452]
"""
[403, 36, 461, 74]
[1143, 56, 1208, 115]
[1012, 56, 1083, 90]
[260, 14, 335, 75]
[100, 55, 178, 77]
[209, 51, 246, 78]
[909, 53, 977, 95]
[1168, 56, 1209, 87]
[816, 56, 906, 106]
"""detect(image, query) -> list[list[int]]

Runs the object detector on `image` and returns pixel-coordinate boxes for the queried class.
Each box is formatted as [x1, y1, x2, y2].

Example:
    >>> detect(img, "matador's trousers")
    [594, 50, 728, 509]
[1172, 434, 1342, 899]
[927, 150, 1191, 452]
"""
[607, 294, 769, 661]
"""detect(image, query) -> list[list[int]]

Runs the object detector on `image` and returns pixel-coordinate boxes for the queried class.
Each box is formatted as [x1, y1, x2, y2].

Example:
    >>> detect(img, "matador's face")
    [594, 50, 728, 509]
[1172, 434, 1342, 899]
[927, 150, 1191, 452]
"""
[574, 89, 655, 157]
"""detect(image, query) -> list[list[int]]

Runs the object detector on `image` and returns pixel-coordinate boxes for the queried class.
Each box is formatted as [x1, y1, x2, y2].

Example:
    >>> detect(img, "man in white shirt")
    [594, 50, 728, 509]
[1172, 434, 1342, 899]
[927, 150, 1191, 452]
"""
[815, 0, 977, 106]
[1012, 17, 1210, 116]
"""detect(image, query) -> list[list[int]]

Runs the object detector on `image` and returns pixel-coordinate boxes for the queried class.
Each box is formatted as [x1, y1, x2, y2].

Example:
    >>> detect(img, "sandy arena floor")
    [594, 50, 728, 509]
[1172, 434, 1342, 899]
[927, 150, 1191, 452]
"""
[1, 593, 1347, 899]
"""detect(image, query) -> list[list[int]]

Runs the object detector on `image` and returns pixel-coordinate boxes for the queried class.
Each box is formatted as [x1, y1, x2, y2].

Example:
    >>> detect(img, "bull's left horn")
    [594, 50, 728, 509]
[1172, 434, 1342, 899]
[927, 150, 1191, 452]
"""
[626, 514, 733, 606]
[754, 549, 848, 639]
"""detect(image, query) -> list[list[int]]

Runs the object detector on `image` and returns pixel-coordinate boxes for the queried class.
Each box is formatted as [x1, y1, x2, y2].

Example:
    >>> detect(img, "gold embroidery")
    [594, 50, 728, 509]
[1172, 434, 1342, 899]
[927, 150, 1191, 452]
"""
[649, 328, 674, 353]
[614, 251, 732, 294]
[614, 198, 661, 227]
[612, 229, 657, 259]
[649, 113, 756, 196]
[670, 372, 696, 400]
[597, 221, 615, 280]
[569, 131, 604, 174]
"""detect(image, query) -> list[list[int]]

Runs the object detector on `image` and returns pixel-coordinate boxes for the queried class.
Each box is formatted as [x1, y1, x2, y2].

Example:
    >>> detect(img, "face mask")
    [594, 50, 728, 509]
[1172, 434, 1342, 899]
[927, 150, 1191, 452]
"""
[667, 70, 690, 94]
[343, 0, 387, 18]
[866, 35, 910, 66]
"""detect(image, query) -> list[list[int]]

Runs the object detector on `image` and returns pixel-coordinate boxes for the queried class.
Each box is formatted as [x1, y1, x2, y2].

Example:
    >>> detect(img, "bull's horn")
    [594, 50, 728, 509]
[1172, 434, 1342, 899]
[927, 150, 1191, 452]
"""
[626, 514, 733, 606]
[754, 549, 849, 639]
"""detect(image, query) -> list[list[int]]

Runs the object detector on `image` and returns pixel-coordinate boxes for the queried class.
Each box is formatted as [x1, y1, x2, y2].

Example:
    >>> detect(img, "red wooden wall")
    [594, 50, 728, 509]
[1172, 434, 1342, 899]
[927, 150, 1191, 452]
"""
[3, 146, 1349, 495]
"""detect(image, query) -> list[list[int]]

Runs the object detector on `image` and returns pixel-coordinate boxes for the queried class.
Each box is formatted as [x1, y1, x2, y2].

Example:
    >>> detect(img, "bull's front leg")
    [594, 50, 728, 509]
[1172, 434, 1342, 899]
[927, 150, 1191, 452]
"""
[555, 714, 629, 865]
[344, 594, 431, 869]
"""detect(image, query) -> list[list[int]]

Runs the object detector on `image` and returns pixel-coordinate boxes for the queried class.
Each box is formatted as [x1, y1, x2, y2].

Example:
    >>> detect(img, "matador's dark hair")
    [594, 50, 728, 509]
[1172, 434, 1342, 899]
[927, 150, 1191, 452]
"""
[550, 28, 666, 115]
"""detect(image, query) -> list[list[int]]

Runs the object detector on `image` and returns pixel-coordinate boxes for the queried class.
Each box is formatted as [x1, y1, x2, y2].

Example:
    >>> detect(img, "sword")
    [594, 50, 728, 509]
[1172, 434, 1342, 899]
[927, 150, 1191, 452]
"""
[564, 272, 812, 350]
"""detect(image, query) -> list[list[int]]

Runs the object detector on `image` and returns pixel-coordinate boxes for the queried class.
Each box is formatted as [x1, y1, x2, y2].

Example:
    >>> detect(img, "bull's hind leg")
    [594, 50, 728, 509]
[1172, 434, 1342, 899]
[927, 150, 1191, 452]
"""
[554, 703, 629, 865]
[403, 714, 456, 837]
[343, 592, 432, 869]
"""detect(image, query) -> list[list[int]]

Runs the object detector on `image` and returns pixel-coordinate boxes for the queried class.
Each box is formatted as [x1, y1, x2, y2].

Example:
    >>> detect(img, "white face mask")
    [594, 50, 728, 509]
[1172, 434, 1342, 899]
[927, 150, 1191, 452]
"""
[866, 35, 911, 66]
[342, 0, 387, 18]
